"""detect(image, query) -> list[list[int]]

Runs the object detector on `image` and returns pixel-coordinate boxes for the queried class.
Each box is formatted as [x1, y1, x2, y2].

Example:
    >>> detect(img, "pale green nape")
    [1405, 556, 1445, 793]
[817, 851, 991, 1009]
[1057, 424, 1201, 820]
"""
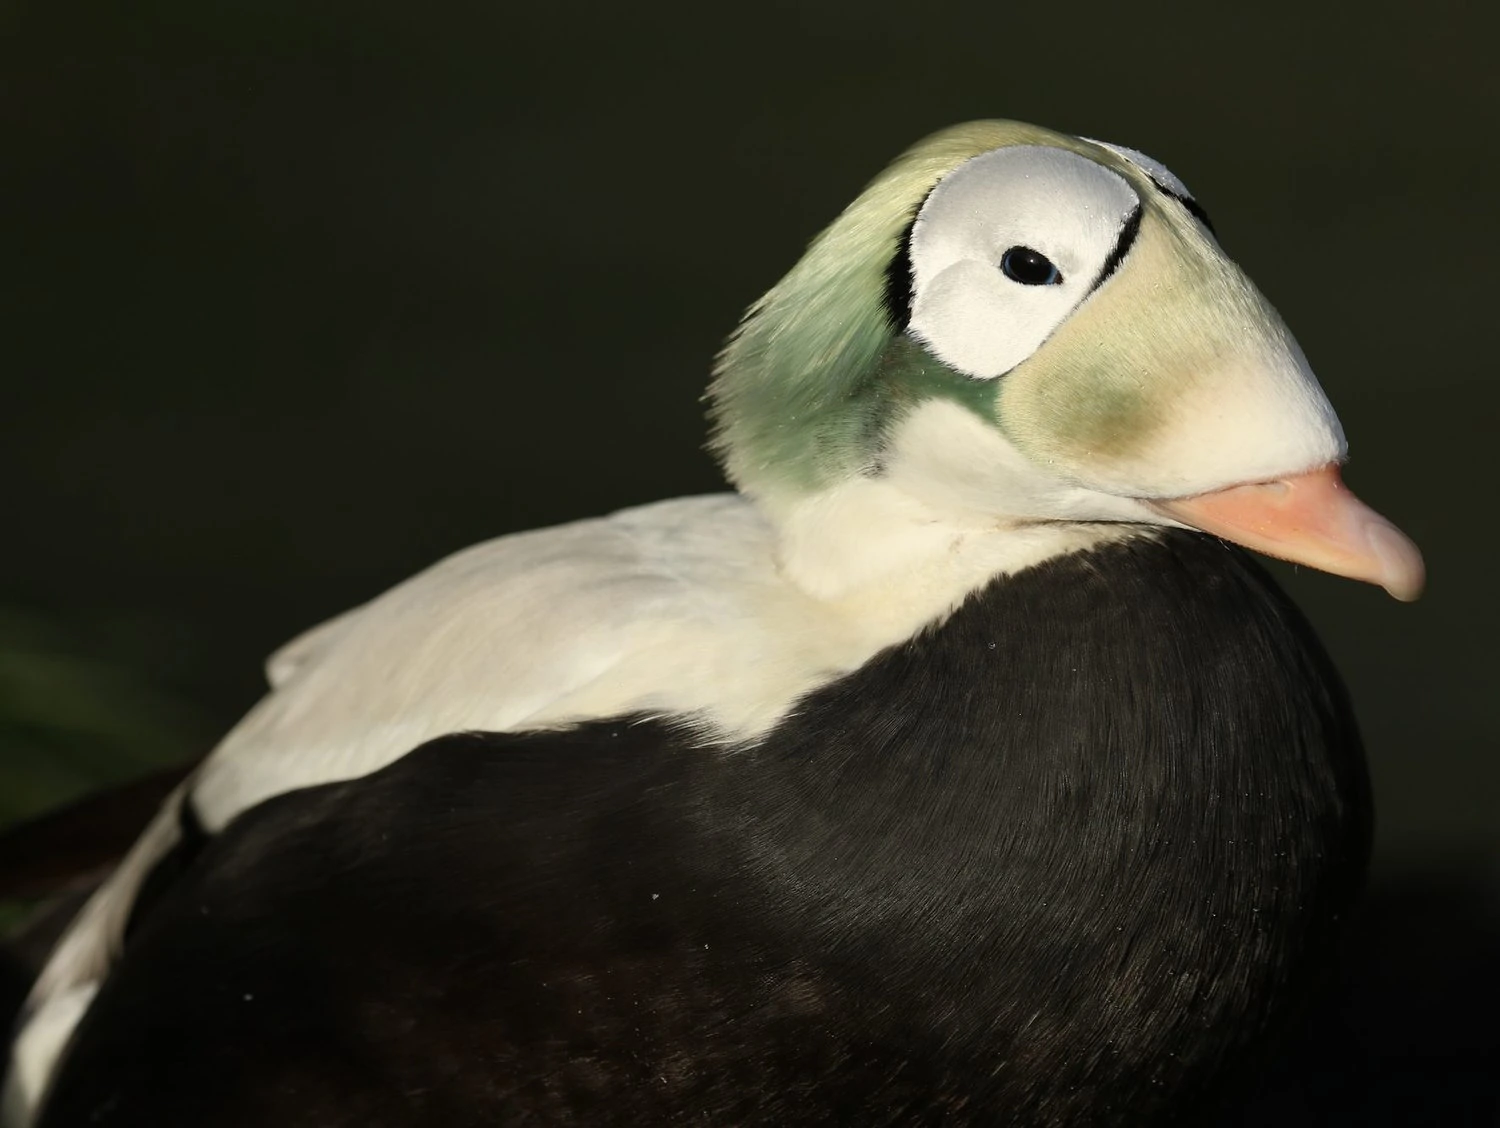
[707, 120, 1099, 501]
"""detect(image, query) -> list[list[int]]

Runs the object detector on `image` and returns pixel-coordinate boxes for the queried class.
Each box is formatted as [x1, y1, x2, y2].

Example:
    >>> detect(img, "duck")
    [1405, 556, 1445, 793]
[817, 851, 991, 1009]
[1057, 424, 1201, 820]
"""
[5, 119, 1424, 1127]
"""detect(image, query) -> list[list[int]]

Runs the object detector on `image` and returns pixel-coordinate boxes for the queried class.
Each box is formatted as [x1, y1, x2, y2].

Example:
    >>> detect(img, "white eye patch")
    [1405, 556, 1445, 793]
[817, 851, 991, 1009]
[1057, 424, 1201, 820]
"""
[906, 146, 1140, 380]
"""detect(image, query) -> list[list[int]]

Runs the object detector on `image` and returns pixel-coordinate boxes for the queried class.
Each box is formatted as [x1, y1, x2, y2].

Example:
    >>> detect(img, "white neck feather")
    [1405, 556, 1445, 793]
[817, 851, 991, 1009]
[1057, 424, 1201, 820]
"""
[762, 399, 1154, 615]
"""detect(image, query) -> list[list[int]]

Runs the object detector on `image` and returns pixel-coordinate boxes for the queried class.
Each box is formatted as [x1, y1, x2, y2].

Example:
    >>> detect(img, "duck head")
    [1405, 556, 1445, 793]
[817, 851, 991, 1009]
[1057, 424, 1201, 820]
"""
[708, 121, 1423, 601]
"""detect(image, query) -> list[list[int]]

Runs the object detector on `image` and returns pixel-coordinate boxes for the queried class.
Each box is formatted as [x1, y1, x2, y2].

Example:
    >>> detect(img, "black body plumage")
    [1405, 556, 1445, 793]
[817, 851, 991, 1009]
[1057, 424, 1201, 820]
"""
[38, 530, 1370, 1127]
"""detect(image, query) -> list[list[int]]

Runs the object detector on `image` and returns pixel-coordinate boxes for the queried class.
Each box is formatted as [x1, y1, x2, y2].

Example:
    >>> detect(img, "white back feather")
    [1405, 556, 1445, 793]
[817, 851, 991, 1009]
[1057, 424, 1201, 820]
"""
[10, 488, 1128, 1123]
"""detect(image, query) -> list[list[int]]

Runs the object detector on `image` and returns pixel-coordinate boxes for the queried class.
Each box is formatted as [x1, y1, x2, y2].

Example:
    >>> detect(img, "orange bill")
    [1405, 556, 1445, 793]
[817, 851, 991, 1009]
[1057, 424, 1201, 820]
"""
[1148, 464, 1425, 601]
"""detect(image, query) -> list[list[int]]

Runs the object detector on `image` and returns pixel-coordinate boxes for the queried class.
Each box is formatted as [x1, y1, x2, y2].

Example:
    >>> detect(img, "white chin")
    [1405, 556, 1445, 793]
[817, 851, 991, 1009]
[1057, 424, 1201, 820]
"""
[882, 399, 1177, 526]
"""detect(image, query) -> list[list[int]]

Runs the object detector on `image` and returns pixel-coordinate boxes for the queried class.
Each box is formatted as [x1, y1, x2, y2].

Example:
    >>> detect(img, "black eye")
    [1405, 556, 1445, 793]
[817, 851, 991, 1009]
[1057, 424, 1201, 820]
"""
[1000, 246, 1062, 286]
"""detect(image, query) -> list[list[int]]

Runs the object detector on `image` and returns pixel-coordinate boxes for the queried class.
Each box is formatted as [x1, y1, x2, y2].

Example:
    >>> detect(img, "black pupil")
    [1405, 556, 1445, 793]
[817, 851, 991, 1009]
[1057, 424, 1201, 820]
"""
[1000, 246, 1061, 286]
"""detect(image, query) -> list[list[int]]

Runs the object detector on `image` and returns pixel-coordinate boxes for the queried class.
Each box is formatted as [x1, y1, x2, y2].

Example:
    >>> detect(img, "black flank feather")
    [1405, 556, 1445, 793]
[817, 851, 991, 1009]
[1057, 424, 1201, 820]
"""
[39, 530, 1369, 1128]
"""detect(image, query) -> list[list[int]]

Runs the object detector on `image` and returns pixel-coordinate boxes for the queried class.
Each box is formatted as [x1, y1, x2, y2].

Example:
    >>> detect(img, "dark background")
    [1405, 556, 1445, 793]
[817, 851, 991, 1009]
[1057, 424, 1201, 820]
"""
[1, 0, 1496, 1120]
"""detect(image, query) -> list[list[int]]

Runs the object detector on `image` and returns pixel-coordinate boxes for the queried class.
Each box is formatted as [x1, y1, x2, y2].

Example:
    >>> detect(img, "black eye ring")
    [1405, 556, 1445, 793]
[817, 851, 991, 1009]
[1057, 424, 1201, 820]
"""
[1000, 246, 1063, 286]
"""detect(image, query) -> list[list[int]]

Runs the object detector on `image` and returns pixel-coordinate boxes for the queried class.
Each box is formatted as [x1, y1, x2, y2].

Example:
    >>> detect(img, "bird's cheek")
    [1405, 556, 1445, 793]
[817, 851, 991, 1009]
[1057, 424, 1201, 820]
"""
[997, 337, 1347, 503]
[991, 348, 1170, 486]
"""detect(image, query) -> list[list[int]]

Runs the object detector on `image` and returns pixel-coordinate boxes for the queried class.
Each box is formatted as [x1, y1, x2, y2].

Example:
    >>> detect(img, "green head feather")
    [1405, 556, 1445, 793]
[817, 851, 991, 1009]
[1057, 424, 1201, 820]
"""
[708, 120, 1330, 506]
[707, 121, 1092, 501]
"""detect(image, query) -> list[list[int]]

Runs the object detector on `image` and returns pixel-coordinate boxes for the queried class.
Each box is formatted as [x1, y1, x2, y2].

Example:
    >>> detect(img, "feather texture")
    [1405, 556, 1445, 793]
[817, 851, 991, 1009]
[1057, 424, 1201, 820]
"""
[32, 532, 1368, 1128]
[10, 492, 1126, 1121]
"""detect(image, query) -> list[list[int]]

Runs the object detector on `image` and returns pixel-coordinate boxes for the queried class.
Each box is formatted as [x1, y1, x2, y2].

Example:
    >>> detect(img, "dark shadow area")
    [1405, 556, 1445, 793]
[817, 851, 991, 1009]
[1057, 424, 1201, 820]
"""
[1224, 873, 1500, 1126]
[6, 844, 1498, 1123]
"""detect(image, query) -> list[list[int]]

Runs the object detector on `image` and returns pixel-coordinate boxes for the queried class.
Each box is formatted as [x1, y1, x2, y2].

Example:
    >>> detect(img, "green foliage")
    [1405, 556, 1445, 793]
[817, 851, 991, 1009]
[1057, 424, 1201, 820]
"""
[0, 610, 207, 830]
